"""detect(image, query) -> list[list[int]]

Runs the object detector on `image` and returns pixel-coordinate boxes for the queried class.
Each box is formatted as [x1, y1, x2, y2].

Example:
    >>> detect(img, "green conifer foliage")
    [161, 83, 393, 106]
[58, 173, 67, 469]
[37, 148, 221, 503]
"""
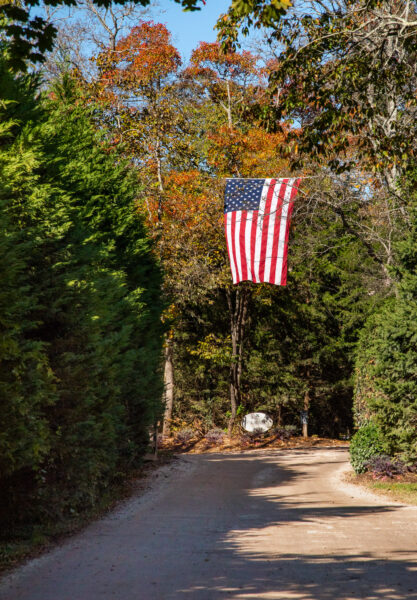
[0, 64, 164, 525]
[355, 201, 417, 463]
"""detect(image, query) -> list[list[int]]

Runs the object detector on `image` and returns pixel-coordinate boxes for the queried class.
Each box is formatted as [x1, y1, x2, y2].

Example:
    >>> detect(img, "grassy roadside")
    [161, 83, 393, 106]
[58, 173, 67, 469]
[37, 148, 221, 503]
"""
[368, 481, 417, 505]
[349, 473, 417, 506]
[0, 453, 173, 575]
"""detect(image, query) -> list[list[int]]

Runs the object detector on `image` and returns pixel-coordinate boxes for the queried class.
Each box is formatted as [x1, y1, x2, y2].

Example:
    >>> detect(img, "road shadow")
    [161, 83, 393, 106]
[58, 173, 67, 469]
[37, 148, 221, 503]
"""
[168, 450, 417, 599]
[174, 551, 417, 599]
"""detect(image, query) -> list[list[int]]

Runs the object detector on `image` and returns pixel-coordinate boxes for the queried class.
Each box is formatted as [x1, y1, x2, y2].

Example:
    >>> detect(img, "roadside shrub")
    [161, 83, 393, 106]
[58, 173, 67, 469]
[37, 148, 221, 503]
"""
[350, 423, 385, 474]
[354, 214, 417, 464]
[284, 424, 299, 436]
[239, 433, 252, 447]
[174, 428, 195, 444]
[365, 455, 406, 479]
[204, 428, 225, 446]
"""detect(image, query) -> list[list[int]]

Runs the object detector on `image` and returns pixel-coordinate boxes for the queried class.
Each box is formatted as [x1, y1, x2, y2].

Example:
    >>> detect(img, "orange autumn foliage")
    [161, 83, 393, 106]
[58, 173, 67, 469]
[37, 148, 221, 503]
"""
[97, 21, 181, 92]
[206, 126, 290, 177]
[142, 171, 222, 231]
[188, 41, 258, 80]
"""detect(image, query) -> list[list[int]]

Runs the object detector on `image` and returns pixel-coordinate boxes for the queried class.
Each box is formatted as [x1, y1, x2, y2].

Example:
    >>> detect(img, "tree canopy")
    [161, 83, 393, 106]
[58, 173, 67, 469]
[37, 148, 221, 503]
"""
[0, 0, 293, 69]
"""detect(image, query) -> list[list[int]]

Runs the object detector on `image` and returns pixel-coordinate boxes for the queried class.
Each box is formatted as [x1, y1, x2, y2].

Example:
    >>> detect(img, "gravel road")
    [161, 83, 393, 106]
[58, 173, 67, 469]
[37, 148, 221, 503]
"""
[1, 447, 417, 600]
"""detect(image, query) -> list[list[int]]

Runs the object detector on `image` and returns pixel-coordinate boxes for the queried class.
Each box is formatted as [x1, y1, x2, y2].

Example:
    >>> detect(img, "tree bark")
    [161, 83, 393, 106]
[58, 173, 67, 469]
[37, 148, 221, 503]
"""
[152, 139, 175, 439]
[162, 336, 174, 438]
[225, 80, 233, 130]
[277, 404, 282, 427]
[227, 286, 249, 436]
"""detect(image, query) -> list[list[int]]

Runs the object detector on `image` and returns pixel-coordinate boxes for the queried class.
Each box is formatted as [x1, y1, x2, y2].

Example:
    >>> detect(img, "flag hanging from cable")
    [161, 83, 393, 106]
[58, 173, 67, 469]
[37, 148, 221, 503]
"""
[224, 178, 300, 285]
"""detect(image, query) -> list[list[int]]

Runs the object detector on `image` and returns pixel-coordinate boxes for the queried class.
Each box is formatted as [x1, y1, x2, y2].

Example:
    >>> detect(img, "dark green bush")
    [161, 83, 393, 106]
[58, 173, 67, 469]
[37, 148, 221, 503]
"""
[349, 423, 385, 474]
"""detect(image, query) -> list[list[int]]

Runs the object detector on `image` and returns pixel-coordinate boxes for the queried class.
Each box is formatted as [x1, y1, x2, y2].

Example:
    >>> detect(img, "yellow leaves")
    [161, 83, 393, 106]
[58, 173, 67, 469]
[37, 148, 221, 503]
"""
[190, 334, 232, 365]
[206, 125, 290, 177]
[162, 306, 180, 324]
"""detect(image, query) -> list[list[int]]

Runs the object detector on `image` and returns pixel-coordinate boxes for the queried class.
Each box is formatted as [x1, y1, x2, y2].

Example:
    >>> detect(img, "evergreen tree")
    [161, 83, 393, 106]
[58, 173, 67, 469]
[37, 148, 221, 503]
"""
[0, 63, 164, 525]
[354, 196, 417, 463]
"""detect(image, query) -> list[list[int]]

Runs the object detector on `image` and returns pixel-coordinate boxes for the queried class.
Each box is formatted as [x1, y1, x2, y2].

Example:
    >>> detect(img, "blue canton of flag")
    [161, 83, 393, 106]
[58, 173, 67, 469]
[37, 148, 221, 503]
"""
[224, 179, 265, 213]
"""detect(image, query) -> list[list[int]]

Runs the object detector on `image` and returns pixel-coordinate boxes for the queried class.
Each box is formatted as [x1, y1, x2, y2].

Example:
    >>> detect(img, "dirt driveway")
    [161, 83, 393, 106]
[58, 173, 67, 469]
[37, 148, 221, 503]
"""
[1, 447, 417, 599]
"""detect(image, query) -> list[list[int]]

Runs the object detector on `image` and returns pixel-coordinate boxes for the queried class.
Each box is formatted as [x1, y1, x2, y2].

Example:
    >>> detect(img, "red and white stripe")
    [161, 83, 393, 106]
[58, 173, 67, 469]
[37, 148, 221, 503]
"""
[225, 178, 300, 285]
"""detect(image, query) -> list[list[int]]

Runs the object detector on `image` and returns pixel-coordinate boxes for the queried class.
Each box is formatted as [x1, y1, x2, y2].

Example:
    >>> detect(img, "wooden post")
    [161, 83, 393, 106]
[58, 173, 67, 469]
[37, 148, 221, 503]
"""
[302, 417, 308, 439]
[302, 389, 310, 439]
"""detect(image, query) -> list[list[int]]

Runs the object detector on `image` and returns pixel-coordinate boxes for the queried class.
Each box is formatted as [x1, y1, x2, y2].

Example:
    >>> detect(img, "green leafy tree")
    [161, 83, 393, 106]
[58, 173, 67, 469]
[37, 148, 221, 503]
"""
[260, 1, 417, 287]
[265, 1, 417, 179]
[216, 0, 292, 50]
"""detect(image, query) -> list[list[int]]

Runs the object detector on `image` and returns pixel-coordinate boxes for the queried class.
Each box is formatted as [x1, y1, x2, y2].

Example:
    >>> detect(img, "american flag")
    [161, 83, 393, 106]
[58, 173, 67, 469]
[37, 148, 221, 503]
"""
[224, 178, 300, 285]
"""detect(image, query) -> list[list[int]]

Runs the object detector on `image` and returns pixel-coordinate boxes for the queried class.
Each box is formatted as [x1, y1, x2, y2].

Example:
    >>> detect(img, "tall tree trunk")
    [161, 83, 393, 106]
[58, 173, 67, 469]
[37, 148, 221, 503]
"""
[162, 336, 174, 437]
[226, 286, 249, 436]
[152, 144, 176, 439]
[225, 80, 233, 130]
[277, 404, 282, 427]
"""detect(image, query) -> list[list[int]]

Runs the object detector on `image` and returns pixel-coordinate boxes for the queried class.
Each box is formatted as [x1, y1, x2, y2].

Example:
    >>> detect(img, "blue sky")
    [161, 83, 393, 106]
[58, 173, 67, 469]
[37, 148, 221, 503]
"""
[149, 0, 231, 61]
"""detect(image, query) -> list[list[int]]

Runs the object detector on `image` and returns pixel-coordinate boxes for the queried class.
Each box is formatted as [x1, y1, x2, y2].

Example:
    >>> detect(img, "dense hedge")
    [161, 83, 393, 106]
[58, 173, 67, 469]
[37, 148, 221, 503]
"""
[0, 65, 164, 526]
[354, 298, 417, 463]
[354, 200, 417, 465]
